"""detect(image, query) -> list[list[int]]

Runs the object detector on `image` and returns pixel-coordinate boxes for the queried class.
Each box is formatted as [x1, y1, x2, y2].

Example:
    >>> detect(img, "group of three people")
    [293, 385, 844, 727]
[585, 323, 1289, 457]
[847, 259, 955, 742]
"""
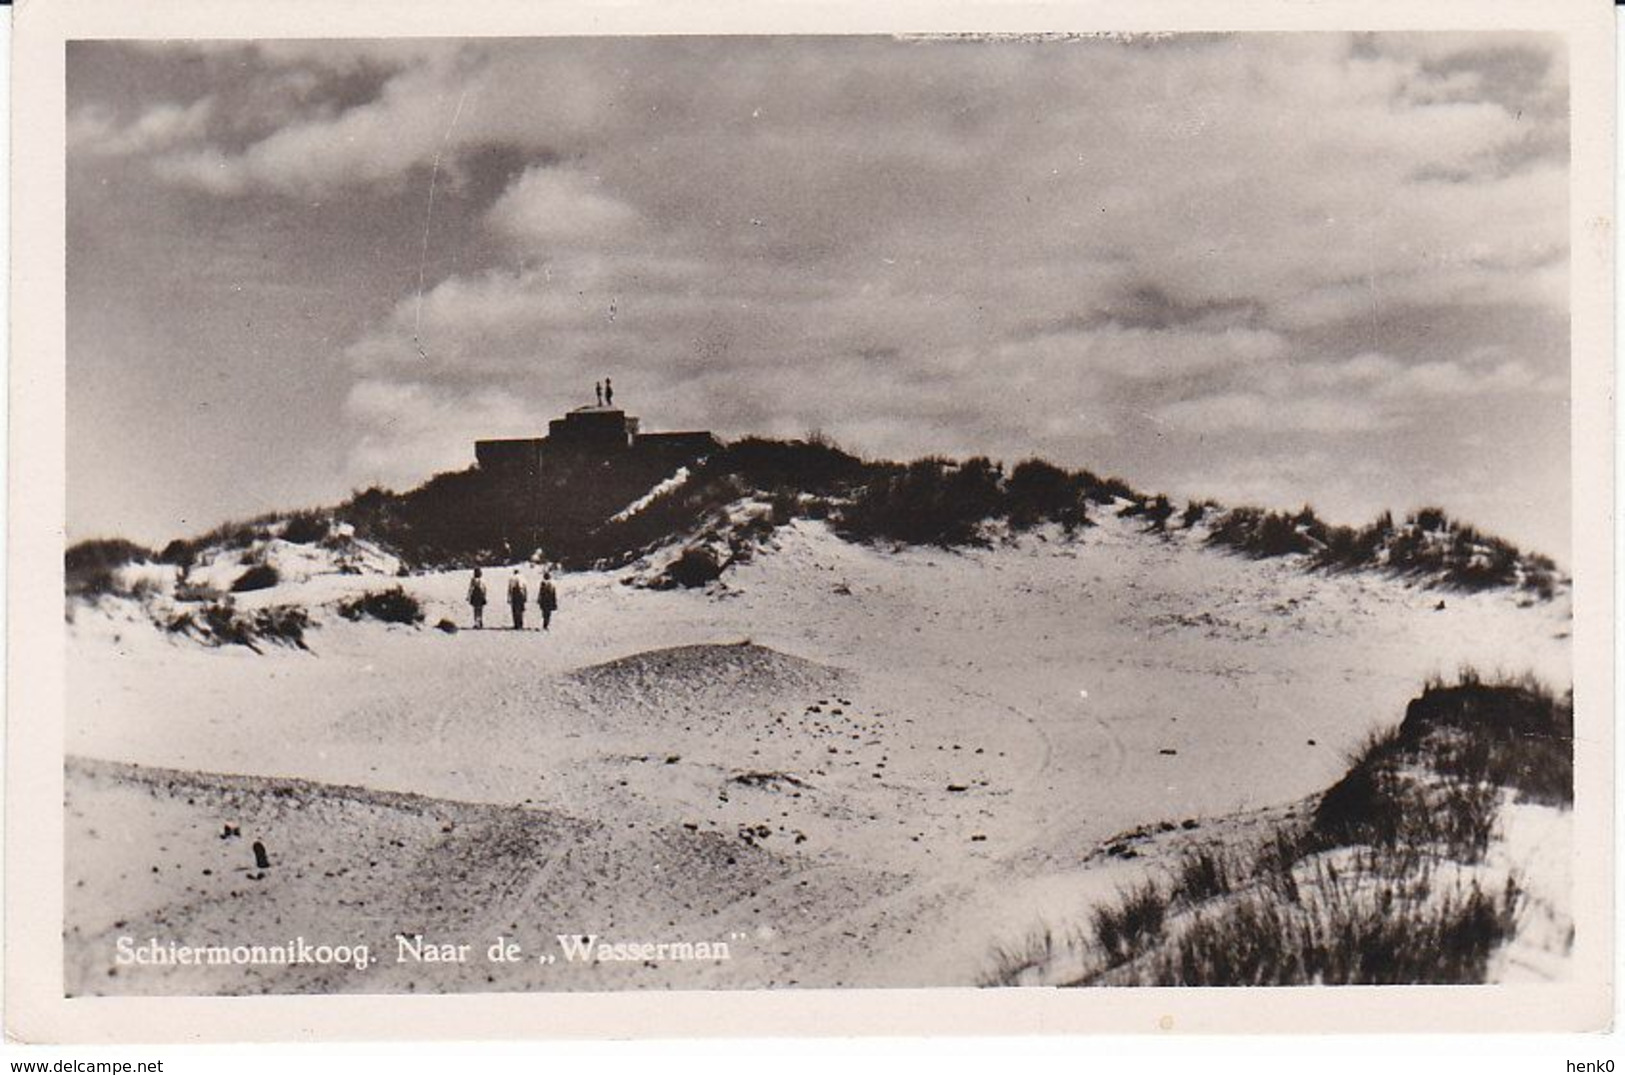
[466, 567, 557, 631]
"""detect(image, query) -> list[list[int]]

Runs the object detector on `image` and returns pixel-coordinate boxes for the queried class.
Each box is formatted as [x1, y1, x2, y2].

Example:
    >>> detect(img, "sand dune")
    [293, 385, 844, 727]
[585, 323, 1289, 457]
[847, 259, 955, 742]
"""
[65, 516, 1572, 992]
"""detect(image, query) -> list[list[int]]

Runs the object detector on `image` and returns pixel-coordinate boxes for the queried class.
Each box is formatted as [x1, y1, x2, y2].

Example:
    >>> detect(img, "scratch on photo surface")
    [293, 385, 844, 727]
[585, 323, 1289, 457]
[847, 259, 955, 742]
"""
[412, 86, 471, 361]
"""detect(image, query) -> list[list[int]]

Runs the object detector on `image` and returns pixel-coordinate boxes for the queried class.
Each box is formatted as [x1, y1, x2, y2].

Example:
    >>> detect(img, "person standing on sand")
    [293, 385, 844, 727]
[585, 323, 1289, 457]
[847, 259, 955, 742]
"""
[595, 381, 603, 407]
[467, 568, 487, 630]
[507, 570, 528, 630]
[537, 571, 558, 631]
[604, 377, 614, 407]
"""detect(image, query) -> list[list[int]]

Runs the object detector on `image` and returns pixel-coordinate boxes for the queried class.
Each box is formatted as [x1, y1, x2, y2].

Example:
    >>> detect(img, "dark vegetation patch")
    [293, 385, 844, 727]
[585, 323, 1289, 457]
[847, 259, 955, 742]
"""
[655, 547, 725, 590]
[230, 562, 281, 593]
[1317, 672, 1573, 850]
[325, 436, 1131, 570]
[348, 461, 1552, 600]
[1179, 499, 1216, 529]
[335, 441, 1558, 599]
[65, 538, 153, 577]
[336, 587, 424, 625]
[1001, 460, 1075, 530]
[156, 516, 278, 567]
[1206, 504, 1562, 598]
[79, 434, 1558, 602]
[64, 539, 155, 599]
[1405, 672, 1573, 808]
[280, 511, 331, 545]
[835, 456, 1006, 546]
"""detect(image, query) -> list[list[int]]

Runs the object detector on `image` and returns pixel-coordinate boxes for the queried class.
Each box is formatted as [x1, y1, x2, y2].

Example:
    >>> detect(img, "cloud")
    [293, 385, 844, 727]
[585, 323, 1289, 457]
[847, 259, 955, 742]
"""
[1152, 348, 1562, 435]
[68, 99, 213, 157]
[1155, 392, 1387, 435]
[153, 48, 483, 196]
[1009, 322, 1289, 383]
[343, 379, 538, 489]
[66, 35, 1574, 558]
[486, 167, 638, 246]
[1164, 446, 1391, 517]
[115, 35, 1570, 363]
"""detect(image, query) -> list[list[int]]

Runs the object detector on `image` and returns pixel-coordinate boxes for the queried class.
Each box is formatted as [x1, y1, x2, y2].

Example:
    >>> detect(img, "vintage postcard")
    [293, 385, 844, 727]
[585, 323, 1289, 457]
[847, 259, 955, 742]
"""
[7, 0, 1615, 1043]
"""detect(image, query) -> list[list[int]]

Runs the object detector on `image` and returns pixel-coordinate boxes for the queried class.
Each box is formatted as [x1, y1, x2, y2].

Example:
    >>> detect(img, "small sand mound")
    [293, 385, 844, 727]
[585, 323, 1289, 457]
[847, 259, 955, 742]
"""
[566, 642, 846, 706]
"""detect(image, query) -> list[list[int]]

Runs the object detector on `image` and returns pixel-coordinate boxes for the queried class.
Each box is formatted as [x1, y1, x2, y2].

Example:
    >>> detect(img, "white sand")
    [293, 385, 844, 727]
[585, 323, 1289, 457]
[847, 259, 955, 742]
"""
[65, 514, 1572, 993]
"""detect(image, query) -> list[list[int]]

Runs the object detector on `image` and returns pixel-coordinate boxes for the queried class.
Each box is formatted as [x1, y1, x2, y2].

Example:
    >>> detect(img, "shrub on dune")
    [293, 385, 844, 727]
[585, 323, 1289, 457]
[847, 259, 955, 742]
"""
[721, 435, 870, 495]
[65, 538, 153, 576]
[659, 547, 725, 589]
[231, 562, 281, 593]
[65, 538, 155, 599]
[1312, 673, 1567, 863]
[1143, 494, 1176, 532]
[1178, 499, 1219, 529]
[1402, 672, 1573, 808]
[281, 511, 331, 545]
[158, 539, 197, 567]
[337, 586, 424, 625]
[166, 601, 309, 652]
[1005, 459, 1090, 531]
[837, 456, 1006, 546]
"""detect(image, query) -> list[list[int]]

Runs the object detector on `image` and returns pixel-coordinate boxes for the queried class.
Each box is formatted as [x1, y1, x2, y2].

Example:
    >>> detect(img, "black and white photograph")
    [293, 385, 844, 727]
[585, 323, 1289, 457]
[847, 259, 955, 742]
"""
[7, 0, 1615, 1044]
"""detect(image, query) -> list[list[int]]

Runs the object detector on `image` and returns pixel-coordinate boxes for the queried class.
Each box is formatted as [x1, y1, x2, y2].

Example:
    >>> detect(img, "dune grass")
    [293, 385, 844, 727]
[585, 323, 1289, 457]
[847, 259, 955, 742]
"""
[982, 670, 1566, 988]
[1205, 503, 1560, 598]
[1125, 868, 1521, 987]
[1091, 881, 1169, 968]
[980, 924, 1068, 988]
[73, 430, 1559, 603]
[165, 602, 310, 652]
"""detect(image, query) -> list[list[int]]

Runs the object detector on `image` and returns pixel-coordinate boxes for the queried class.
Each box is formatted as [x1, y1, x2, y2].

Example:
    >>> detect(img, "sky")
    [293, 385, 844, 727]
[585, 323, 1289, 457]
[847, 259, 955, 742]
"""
[66, 33, 1572, 559]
